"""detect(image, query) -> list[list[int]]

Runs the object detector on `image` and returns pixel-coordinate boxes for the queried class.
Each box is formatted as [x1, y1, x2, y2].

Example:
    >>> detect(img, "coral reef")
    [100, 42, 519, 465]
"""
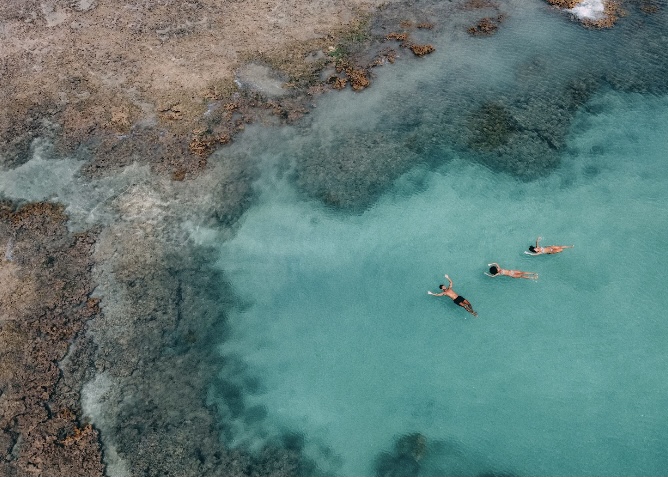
[385, 31, 435, 57]
[546, 0, 583, 7]
[467, 15, 506, 35]
[373, 432, 520, 477]
[69, 152, 316, 476]
[409, 44, 436, 57]
[294, 128, 426, 209]
[468, 103, 520, 151]
[0, 201, 104, 477]
[546, 0, 624, 28]
[374, 433, 427, 477]
[580, 1, 624, 28]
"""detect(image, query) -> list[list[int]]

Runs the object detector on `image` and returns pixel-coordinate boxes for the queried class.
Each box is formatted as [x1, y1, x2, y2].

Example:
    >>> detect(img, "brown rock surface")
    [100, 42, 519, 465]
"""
[0, 0, 394, 173]
[0, 202, 104, 477]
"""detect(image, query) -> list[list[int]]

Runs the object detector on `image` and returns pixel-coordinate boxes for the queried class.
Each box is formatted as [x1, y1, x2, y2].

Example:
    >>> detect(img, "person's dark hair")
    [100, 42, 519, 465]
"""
[489, 266, 499, 275]
[529, 245, 536, 253]
[439, 284, 446, 289]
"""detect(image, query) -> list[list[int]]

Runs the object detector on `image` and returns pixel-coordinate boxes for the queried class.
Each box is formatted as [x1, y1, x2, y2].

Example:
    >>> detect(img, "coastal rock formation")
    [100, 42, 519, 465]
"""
[2, 0, 668, 474]
[0, 202, 104, 477]
[466, 16, 506, 35]
[546, 0, 623, 28]
[0, 0, 400, 174]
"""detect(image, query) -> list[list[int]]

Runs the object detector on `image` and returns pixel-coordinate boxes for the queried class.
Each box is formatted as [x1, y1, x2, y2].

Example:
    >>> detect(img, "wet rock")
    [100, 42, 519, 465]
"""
[409, 44, 436, 56]
[0, 201, 104, 476]
[467, 15, 505, 35]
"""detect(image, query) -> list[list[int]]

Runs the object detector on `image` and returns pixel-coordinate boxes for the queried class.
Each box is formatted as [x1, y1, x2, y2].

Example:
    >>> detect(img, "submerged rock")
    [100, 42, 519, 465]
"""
[374, 433, 428, 477]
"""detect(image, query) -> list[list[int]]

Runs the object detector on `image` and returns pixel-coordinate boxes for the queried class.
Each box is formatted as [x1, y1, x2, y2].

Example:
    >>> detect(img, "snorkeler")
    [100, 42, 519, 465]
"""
[428, 274, 478, 317]
[485, 263, 538, 280]
[526, 237, 574, 255]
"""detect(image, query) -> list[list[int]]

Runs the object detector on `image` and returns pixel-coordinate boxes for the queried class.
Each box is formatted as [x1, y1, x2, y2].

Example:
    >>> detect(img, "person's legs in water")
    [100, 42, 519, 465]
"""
[455, 296, 477, 317]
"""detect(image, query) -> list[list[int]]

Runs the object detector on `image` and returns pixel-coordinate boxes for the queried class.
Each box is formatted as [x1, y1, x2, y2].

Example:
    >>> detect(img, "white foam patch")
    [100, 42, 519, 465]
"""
[81, 372, 131, 477]
[81, 373, 112, 428]
[568, 0, 605, 20]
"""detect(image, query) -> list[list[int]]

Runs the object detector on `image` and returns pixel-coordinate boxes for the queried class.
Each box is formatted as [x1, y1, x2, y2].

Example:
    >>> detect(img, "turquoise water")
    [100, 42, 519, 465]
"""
[215, 91, 668, 475]
[212, 3, 668, 476]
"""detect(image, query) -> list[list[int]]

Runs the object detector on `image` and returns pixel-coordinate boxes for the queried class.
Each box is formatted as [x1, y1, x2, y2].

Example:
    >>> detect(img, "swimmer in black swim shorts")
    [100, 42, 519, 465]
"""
[428, 274, 478, 317]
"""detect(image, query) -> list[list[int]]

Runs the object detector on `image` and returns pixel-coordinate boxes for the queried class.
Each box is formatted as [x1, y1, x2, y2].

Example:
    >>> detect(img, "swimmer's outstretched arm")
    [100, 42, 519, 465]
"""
[427, 290, 446, 296]
[444, 274, 453, 289]
[536, 237, 542, 247]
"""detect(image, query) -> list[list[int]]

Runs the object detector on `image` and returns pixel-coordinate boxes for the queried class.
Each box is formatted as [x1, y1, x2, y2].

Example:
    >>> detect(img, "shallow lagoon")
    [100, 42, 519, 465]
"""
[215, 90, 668, 475]
[213, 3, 668, 475]
[1, 1, 666, 476]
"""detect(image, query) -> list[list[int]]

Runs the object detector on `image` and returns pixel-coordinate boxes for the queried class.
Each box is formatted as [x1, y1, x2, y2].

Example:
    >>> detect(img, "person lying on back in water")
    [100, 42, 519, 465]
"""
[527, 236, 574, 255]
[485, 263, 538, 280]
[428, 274, 478, 317]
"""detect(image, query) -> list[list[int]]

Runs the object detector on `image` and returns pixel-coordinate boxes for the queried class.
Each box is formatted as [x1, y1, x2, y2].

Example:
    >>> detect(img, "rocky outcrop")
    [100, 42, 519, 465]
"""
[0, 202, 104, 477]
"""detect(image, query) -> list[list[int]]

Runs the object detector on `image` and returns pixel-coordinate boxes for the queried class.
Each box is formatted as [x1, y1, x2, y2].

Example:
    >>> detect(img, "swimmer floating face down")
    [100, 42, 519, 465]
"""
[527, 237, 574, 255]
[485, 263, 538, 280]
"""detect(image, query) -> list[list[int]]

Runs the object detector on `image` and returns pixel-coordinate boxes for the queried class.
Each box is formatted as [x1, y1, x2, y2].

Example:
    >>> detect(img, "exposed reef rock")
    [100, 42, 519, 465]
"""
[0, 0, 414, 176]
[409, 44, 436, 56]
[0, 201, 104, 477]
[546, 0, 582, 6]
[467, 15, 506, 35]
[546, 0, 624, 28]
[385, 31, 436, 57]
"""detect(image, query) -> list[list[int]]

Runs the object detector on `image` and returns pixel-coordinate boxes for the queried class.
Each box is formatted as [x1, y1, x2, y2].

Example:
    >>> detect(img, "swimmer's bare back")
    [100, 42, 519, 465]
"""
[526, 237, 574, 255]
[427, 274, 478, 317]
[486, 263, 538, 280]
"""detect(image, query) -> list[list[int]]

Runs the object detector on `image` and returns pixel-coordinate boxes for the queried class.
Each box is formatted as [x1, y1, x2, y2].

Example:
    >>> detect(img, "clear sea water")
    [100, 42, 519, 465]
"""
[2, 1, 667, 476]
[212, 2, 668, 476]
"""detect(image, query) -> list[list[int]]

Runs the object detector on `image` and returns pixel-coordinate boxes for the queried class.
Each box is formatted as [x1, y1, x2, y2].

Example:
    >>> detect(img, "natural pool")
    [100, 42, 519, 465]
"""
[211, 2, 668, 475]
[2, 1, 666, 476]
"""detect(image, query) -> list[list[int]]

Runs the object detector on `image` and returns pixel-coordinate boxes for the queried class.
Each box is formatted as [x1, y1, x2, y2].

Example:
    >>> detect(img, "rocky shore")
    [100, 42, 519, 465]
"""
[1, 0, 666, 475]
[0, 202, 104, 476]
